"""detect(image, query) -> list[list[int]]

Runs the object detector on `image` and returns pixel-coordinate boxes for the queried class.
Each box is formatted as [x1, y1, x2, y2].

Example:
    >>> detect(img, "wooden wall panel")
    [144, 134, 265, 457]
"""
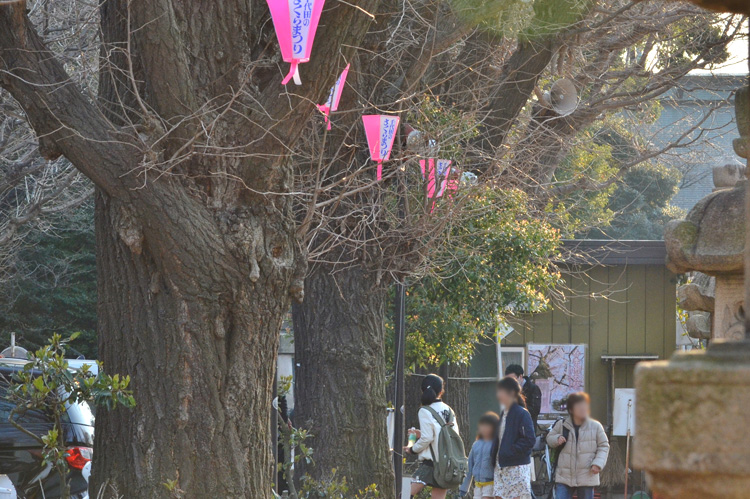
[587, 266, 611, 423]
[469, 263, 677, 426]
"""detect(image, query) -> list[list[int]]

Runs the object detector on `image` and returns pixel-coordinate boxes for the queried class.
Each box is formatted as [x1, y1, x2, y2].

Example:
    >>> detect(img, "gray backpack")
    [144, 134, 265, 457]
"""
[424, 406, 468, 489]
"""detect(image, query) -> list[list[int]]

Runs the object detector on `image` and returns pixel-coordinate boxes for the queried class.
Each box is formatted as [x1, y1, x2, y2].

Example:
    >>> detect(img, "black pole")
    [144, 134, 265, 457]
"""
[744, 23, 750, 340]
[393, 168, 407, 498]
[271, 366, 278, 491]
[393, 280, 406, 497]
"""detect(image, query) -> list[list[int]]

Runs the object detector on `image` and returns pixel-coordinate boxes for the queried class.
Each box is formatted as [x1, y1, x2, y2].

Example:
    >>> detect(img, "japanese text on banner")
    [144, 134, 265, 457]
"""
[324, 71, 344, 109]
[380, 118, 398, 161]
[436, 160, 450, 176]
[290, 0, 314, 58]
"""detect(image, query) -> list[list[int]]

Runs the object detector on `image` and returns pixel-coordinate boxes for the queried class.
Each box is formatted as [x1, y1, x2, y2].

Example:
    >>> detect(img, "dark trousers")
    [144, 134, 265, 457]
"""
[554, 484, 594, 499]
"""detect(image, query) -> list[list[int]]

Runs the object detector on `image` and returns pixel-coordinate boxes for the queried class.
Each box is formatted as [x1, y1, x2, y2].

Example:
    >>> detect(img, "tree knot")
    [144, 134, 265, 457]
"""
[38, 134, 62, 161]
[114, 204, 144, 255]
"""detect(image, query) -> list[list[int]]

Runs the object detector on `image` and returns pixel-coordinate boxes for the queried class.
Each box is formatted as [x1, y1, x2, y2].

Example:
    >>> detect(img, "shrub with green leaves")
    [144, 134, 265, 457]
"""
[5, 333, 135, 499]
[399, 187, 561, 367]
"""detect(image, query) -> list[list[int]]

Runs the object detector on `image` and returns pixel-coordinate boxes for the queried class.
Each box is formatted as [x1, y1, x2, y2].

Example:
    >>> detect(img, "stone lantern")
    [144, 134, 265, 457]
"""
[634, 86, 750, 498]
[665, 162, 745, 340]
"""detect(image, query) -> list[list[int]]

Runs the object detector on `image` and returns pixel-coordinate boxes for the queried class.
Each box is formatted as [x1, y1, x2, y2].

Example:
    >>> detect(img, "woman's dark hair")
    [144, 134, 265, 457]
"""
[476, 411, 500, 440]
[566, 392, 590, 415]
[420, 374, 444, 406]
[497, 376, 526, 407]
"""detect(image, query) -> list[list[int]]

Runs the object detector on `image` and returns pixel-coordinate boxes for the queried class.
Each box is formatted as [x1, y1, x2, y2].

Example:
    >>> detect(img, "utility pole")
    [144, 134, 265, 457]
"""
[392, 149, 408, 498]
[393, 280, 406, 498]
[743, 25, 750, 339]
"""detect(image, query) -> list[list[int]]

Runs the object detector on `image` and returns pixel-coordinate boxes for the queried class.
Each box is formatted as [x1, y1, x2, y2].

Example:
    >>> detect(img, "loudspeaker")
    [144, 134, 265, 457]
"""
[461, 171, 477, 185]
[542, 78, 578, 116]
[406, 129, 439, 157]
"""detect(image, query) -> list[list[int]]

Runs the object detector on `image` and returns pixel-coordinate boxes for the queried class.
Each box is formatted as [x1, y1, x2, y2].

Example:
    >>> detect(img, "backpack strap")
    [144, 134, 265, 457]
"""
[423, 406, 450, 427]
[551, 418, 569, 480]
[554, 417, 570, 443]
[422, 405, 451, 463]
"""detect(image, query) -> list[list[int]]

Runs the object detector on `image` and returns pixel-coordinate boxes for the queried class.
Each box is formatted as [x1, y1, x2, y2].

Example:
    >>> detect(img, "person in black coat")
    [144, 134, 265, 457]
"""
[490, 376, 536, 499]
[505, 364, 542, 427]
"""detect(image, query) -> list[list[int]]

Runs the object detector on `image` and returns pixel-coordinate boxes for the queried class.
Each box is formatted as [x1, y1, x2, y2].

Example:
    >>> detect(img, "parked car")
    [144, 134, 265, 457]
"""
[0, 358, 94, 499]
[63, 360, 98, 377]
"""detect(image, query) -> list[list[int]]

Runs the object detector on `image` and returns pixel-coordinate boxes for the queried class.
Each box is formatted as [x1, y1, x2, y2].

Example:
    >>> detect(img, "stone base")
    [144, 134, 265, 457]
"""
[647, 471, 750, 499]
[634, 341, 750, 499]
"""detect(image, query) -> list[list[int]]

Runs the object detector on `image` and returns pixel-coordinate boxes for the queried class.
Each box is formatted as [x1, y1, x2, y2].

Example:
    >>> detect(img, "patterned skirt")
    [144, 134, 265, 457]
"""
[493, 463, 532, 499]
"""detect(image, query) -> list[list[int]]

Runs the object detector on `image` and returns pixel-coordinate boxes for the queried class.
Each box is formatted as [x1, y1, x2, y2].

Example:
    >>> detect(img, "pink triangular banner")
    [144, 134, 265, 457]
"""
[362, 115, 400, 180]
[419, 158, 452, 212]
[318, 64, 351, 130]
[266, 0, 326, 85]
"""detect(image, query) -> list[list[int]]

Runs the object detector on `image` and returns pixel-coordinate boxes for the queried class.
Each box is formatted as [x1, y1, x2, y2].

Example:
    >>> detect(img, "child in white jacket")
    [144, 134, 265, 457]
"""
[547, 392, 609, 499]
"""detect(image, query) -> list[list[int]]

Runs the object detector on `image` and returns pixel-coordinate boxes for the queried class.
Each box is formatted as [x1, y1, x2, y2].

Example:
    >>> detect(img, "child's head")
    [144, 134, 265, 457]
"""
[567, 391, 591, 421]
[476, 411, 500, 440]
[420, 374, 445, 406]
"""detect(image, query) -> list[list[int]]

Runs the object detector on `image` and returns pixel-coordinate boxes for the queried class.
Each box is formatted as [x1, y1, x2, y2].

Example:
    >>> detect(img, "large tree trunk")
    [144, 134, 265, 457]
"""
[292, 264, 395, 495]
[93, 188, 296, 497]
[443, 363, 471, 449]
[0, 1, 379, 496]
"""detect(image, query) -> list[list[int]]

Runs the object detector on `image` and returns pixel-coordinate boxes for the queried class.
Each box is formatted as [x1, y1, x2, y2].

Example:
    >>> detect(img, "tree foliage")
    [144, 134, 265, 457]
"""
[551, 118, 684, 240]
[403, 188, 561, 367]
[547, 137, 618, 235]
[586, 162, 683, 239]
[0, 204, 97, 357]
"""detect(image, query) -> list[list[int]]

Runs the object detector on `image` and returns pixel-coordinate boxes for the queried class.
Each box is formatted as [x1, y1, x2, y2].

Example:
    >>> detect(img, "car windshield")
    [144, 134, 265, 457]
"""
[0, 378, 95, 426]
[64, 399, 95, 426]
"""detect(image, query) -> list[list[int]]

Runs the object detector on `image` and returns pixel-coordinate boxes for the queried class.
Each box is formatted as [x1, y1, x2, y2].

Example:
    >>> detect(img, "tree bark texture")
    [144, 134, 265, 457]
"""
[292, 265, 395, 495]
[1, 1, 378, 496]
[479, 38, 554, 153]
[443, 364, 471, 449]
[93, 186, 295, 497]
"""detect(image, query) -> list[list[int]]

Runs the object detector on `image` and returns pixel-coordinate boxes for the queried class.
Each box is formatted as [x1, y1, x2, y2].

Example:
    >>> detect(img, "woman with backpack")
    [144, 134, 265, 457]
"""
[491, 376, 536, 499]
[546, 392, 610, 499]
[404, 374, 462, 499]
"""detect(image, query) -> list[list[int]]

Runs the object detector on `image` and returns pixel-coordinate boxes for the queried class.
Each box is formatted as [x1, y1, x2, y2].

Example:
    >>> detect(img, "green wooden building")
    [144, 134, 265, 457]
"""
[469, 240, 678, 429]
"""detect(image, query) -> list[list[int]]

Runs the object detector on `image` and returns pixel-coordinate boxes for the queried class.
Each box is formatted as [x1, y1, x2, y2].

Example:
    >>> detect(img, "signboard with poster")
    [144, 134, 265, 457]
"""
[527, 344, 586, 415]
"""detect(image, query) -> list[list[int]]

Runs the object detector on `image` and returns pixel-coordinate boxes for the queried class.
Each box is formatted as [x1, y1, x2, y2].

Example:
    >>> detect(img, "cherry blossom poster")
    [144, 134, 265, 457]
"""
[527, 344, 586, 415]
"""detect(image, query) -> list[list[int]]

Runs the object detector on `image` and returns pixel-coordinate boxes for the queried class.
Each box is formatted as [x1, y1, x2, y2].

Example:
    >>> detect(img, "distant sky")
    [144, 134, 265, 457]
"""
[715, 37, 748, 74]
[693, 22, 748, 75]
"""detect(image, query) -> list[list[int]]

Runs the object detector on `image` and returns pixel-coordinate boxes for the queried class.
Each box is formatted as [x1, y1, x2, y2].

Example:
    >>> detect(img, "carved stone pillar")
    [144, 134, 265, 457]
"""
[636, 84, 750, 498]
[635, 343, 750, 498]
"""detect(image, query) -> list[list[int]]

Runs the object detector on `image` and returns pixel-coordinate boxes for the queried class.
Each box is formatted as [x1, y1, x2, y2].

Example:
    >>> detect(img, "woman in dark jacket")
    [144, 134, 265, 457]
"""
[490, 377, 535, 499]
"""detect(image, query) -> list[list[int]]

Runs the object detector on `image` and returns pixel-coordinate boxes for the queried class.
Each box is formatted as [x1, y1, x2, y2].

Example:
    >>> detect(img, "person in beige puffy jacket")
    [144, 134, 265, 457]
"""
[546, 392, 609, 499]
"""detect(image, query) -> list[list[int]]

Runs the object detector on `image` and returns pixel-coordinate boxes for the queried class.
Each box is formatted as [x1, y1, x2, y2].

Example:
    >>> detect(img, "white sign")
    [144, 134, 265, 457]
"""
[613, 388, 636, 436]
[497, 318, 514, 341]
[386, 408, 394, 451]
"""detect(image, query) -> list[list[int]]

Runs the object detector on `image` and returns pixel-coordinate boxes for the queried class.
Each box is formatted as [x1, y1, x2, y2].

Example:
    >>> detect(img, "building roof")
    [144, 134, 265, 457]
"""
[658, 74, 746, 106]
[560, 239, 667, 266]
